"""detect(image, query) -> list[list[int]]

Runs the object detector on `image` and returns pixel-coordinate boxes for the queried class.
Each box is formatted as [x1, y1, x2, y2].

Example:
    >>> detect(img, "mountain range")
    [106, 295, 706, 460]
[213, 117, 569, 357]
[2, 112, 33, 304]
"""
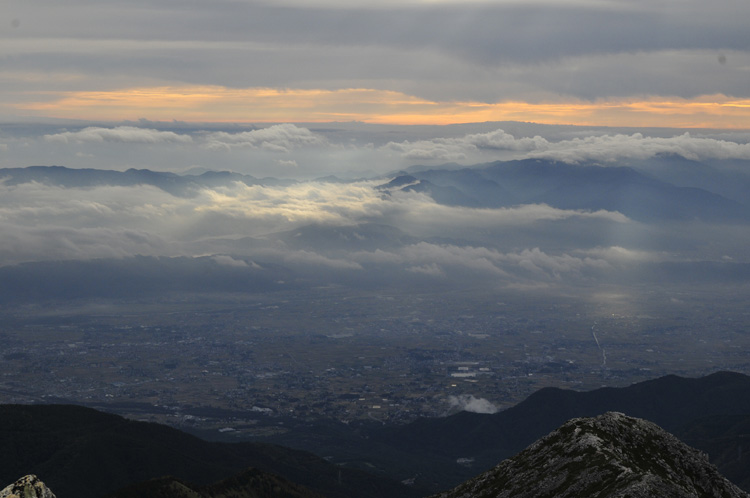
[0, 166, 294, 197]
[5, 413, 748, 498]
[260, 371, 750, 493]
[382, 157, 750, 222]
[4, 372, 750, 497]
[0, 404, 416, 498]
[2, 159, 750, 303]
[3, 157, 749, 223]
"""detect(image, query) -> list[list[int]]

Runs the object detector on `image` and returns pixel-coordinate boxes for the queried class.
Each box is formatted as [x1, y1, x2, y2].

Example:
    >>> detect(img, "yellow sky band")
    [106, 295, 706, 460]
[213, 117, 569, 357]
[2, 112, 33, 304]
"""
[14, 86, 750, 129]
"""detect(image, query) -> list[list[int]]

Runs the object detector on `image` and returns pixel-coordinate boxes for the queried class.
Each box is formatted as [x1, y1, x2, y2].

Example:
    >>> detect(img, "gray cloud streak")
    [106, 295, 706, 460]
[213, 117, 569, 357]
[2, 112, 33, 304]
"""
[384, 128, 750, 164]
[3, 0, 749, 103]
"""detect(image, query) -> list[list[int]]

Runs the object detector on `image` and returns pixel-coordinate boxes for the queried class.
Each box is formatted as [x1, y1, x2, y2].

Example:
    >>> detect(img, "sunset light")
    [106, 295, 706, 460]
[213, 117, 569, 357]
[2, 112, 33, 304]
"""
[14, 86, 750, 128]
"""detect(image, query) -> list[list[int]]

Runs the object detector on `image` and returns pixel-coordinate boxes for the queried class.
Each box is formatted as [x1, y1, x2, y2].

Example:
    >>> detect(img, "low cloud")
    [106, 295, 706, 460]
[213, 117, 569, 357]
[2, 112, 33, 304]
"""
[358, 243, 610, 282]
[382, 128, 750, 164]
[13, 123, 750, 181]
[44, 126, 193, 144]
[0, 223, 170, 265]
[447, 395, 499, 414]
[211, 254, 249, 267]
[576, 246, 668, 264]
[382, 129, 550, 161]
[275, 159, 299, 169]
[406, 263, 445, 277]
[278, 249, 363, 270]
[0, 178, 639, 276]
[386, 192, 630, 232]
[205, 124, 328, 153]
[529, 132, 750, 163]
[0, 165, 743, 293]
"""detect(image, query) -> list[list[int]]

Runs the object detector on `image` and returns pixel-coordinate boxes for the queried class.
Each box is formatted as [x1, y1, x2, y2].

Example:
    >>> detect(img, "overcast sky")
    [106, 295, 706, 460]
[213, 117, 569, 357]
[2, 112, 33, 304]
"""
[1, 0, 749, 127]
[2, 0, 750, 298]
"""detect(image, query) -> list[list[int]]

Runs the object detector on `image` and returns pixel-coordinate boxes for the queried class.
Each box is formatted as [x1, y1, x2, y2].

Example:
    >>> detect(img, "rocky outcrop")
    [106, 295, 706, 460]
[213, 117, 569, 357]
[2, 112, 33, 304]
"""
[0, 475, 56, 498]
[432, 412, 750, 498]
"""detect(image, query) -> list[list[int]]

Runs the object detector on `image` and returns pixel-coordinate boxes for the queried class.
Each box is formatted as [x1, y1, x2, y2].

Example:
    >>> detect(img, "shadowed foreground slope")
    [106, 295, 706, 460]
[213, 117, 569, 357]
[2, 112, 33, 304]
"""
[0, 404, 417, 498]
[433, 412, 750, 498]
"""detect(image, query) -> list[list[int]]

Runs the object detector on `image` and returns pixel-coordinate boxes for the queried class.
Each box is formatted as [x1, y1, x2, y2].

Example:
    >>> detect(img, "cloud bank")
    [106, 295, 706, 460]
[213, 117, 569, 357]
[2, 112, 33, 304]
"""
[5, 122, 750, 180]
[2, 121, 749, 299]
[1, 161, 747, 298]
[44, 126, 193, 144]
[205, 124, 329, 152]
[384, 129, 750, 164]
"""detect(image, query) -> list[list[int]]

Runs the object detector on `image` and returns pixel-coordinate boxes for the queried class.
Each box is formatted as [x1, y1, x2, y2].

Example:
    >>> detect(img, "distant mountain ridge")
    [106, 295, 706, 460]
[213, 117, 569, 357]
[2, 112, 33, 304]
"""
[0, 404, 417, 498]
[105, 469, 323, 498]
[386, 158, 750, 222]
[261, 371, 750, 493]
[387, 371, 750, 459]
[4, 372, 750, 496]
[0, 165, 294, 196]
[432, 412, 750, 498]
[4, 159, 749, 223]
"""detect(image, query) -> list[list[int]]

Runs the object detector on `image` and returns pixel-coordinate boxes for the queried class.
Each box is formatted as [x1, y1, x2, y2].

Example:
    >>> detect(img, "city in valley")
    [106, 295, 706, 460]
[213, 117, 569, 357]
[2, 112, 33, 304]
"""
[2, 284, 747, 438]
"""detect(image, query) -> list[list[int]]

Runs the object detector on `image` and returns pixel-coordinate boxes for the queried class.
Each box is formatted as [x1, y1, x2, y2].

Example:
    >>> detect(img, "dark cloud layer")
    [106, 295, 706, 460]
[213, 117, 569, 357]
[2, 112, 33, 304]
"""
[2, 0, 749, 106]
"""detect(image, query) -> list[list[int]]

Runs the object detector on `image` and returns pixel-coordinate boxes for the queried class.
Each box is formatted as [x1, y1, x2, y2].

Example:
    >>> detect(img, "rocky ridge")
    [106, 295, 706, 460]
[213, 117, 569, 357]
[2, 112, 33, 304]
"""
[433, 412, 750, 498]
[0, 475, 56, 498]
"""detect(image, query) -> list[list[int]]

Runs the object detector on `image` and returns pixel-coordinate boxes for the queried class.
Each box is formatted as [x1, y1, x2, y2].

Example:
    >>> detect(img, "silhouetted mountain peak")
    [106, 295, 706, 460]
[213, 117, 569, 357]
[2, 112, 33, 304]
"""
[433, 412, 750, 498]
[0, 475, 56, 498]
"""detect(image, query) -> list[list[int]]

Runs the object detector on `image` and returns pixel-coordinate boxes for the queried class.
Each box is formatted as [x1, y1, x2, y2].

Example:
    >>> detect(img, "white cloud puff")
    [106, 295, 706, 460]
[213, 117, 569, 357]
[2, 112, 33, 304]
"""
[205, 124, 328, 153]
[382, 129, 549, 161]
[351, 243, 613, 283]
[44, 126, 193, 144]
[447, 394, 499, 414]
[406, 263, 445, 277]
[575, 246, 667, 263]
[529, 132, 750, 163]
[382, 128, 750, 164]
[212, 254, 250, 267]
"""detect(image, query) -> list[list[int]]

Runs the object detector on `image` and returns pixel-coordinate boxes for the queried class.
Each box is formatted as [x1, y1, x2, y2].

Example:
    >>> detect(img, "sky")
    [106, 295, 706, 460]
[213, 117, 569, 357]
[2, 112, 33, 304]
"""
[1, 0, 750, 128]
[1, 0, 749, 300]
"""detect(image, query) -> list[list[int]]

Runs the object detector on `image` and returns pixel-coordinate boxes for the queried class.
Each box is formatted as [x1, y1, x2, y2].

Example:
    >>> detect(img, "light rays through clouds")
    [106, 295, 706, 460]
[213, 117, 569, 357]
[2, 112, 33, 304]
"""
[0, 176, 624, 263]
[1, 0, 749, 296]
[2, 122, 750, 294]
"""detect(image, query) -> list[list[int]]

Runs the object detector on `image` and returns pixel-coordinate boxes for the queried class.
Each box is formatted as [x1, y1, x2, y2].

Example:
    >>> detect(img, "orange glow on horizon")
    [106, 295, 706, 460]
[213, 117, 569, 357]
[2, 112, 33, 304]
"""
[14, 86, 750, 129]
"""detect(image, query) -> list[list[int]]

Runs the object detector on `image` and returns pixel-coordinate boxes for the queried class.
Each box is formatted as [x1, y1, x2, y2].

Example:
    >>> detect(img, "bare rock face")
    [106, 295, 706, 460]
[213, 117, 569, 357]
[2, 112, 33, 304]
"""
[433, 412, 750, 498]
[0, 475, 56, 498]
